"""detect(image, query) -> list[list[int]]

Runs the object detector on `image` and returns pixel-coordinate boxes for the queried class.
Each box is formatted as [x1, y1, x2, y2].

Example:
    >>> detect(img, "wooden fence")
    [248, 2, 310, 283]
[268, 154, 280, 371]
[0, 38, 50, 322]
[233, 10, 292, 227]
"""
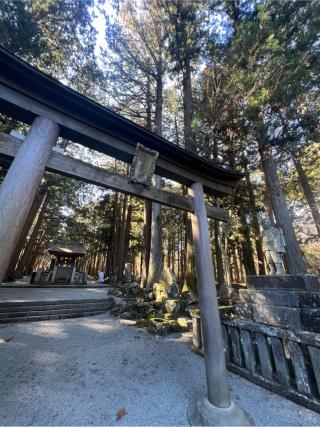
[192, 313, 320, 413]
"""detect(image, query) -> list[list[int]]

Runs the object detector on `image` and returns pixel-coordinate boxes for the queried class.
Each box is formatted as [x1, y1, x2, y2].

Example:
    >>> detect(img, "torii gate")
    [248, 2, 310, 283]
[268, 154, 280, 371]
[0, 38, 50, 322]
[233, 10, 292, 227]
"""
[0, 48, 251, 426]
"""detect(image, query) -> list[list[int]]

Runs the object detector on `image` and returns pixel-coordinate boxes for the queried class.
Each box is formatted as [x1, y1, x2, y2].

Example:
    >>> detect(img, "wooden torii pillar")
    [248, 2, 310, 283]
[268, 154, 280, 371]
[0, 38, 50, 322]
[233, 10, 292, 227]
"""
[129, 148, 253, 424]
[0, 116, 59, 284]
[188, 182, 252, 426]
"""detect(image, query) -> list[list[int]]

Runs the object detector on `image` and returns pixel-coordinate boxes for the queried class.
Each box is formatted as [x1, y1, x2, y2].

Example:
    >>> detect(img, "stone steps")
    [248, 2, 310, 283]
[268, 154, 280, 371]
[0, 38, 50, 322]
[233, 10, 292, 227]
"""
[0, 305, 111, 318]
[0, 311, 108, 324]
[0, 298, 109, 311]
[0, 300, 110, 312]
[0, 299, 112, 324]
[0, 285, 109, 288]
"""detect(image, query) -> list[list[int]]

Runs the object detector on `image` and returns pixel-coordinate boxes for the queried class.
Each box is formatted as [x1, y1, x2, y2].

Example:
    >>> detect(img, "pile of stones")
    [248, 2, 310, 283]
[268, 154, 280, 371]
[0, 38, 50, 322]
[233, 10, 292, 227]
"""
[108, 268, 193, 335]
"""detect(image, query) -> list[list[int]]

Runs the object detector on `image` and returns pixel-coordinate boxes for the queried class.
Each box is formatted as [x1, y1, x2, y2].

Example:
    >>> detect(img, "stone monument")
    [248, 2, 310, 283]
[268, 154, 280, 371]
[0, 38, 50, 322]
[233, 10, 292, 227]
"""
[261, 218, 286, 275]
[161, 267, 180, 298]
[152, 282, 168, 302]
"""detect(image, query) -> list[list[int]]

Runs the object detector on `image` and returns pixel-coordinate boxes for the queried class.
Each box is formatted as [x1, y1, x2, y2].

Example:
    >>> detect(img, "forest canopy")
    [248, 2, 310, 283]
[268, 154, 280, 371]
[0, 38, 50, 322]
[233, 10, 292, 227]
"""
[0, 0, 319, 285]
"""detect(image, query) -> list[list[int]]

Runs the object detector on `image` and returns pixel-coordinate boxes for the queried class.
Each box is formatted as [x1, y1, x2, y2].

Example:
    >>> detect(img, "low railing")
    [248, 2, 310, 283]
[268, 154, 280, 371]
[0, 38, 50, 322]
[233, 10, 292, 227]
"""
[192, 313, 320, 413]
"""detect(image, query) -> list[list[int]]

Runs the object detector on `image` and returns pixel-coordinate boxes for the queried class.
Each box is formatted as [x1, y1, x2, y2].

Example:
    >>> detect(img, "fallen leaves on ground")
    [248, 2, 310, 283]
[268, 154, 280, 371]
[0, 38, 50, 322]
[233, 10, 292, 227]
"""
[116, 407, 128, 421]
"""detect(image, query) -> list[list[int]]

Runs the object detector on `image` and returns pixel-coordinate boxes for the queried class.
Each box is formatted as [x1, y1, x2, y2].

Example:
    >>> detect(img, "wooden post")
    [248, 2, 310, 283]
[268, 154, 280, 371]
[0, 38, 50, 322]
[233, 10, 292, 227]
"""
[70, 265, 77, 283]
[51, 258, 58, 283]
[190, 182, 231, 408]
[0, 116, 59, 284]
[188, 182, 252, 426]
[70, 258, 77, 283]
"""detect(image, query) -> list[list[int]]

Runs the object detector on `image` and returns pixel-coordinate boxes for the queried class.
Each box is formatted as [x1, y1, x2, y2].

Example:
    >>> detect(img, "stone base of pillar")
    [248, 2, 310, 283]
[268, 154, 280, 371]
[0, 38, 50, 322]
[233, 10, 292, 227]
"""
[188, 397, 254, 426]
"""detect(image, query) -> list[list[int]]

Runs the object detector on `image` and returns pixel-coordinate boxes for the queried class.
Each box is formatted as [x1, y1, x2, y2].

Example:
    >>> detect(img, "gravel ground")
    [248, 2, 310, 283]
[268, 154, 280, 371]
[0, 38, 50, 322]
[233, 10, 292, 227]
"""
[0, 313, 320, 426]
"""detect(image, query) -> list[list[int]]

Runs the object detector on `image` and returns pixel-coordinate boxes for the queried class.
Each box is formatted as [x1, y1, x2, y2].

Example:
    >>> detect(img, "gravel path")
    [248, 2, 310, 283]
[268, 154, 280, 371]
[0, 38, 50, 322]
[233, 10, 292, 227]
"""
[0, 313, 319, 426]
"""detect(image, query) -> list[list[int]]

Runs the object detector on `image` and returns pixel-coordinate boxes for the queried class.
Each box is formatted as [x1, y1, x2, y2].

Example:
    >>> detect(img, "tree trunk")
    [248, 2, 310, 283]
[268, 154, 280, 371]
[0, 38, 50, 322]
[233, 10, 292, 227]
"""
[148, 176, 163, 284]
[234, 246, 245, 282]
[140, 200, 152, 287]
[262, 172, 276, 225]
[222, 235, 232, 286]
[171, 234, 175, 274]
[25, 229, 46, 275]
[182, 62, 193, 151]
[116, 194, 128, 281]
[154, 71, 163, 135]
[183, 209, 197, 294]
[291, 152, 320, 237]
[113, 194, 125, 282]
[178, 222, 184, 283]
[146, 76, 152, 131]
[16, 196, 49, 278]
[4, 189, 45, 281]
[260, 145, 307, 274]
[238, 207, 256, 275]
[111, 194, 120, 281]
[174, 115, 180, 146]
[147, 68, 164, 285]
[106, 194, 118, 277]
[181, 59, 197, 292]
[214, 220, 225, 285]
[123, 203, 133, 266]
[244, 171, 266, 274]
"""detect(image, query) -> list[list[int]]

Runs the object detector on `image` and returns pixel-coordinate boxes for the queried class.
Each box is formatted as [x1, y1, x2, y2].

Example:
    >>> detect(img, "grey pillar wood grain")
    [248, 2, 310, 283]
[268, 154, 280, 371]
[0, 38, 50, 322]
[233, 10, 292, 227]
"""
[190, 182, 231, 408]
[0, 116, 59, 284]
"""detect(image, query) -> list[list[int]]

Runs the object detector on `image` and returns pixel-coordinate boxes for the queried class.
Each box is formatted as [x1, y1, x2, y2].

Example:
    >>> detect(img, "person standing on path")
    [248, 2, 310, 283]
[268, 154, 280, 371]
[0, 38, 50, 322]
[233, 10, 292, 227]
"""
[97, 269, 105, 284]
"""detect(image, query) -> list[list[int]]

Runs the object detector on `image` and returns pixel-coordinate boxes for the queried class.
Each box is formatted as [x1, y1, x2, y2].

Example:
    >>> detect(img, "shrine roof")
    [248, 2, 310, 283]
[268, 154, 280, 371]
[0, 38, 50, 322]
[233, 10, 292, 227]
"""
[0, 47, 243, 195]
[48, 240, 86, 257]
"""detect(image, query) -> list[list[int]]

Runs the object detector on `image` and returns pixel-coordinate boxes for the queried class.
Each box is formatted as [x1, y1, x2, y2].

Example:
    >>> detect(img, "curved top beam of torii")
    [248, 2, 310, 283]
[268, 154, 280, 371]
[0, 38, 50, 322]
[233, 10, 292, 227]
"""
[0, 47, 242, 197]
